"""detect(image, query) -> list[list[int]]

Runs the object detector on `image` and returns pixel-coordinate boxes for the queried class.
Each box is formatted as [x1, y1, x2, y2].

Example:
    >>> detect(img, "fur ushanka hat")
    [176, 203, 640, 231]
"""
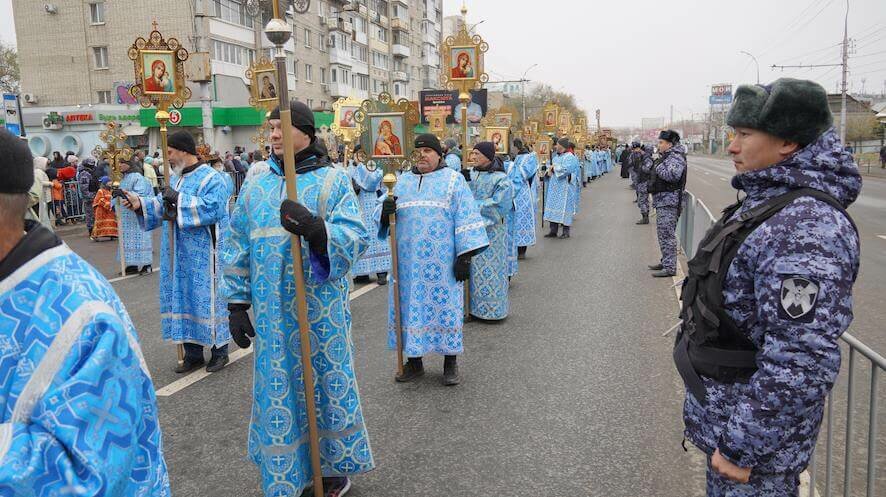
[726, 78, 832, 146]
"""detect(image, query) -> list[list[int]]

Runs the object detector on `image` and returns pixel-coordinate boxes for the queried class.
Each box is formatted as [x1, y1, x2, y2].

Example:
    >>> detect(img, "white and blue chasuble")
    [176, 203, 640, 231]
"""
[138, 164, 232, 348]
[468, 169, 513, 320]
[378, 167, 488, 356]
[0, 224, 169, 497]
[222, 157, 374, 496]
[117, 171, 154, 267]
[444, 152, 461, 171]
[544, 152, 581, 226]
[347, 162, 391, 277]
[508, 152, 539, 248]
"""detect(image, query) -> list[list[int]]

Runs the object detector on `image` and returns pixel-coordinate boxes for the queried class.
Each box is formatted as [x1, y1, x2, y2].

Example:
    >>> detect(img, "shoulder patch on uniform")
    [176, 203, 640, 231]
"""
[779, 277, 819, 322]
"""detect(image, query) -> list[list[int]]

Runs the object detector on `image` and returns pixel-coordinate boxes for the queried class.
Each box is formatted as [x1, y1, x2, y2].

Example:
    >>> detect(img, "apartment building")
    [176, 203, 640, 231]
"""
[12, 0, 443, 157]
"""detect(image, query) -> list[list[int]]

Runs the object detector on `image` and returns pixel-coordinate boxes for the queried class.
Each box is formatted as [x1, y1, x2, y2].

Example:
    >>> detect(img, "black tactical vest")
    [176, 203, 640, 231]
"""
[673, 187, 856, 405]
[649, 150, 687, 194]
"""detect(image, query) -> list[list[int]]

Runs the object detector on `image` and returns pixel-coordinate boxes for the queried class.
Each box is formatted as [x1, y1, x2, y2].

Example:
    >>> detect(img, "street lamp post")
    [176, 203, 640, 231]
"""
[740, 50, 760, 84]
[521, 63, 538, 122]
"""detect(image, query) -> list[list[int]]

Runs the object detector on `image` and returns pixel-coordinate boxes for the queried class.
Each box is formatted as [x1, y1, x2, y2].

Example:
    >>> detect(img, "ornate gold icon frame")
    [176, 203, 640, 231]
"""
[355, 92, 419, 173]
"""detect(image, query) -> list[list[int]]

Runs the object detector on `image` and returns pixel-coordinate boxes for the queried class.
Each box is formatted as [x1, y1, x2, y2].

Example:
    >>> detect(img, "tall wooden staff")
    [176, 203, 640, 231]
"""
[354, 93, 418, 377]
[441, 4, 488, 321]
[261, 3, 324, 495]
[93, 121, 133, 277]
[129, 23, 191, 365]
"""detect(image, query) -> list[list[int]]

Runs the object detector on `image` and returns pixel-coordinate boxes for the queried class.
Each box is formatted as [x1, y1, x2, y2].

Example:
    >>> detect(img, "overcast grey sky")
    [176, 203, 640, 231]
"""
[2, 0, 883, 127]
[443, 0, 886, 127]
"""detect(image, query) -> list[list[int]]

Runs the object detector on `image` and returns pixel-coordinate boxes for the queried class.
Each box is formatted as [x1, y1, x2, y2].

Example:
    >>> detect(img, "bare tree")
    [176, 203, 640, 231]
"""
[0, 42, 19, 94]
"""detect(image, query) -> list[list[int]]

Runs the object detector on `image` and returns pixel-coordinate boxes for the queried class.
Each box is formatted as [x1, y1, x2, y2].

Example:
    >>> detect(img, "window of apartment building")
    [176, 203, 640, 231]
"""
[392, 3, 406, 19]
[318, 32, 326, 52]
[97, 90, 112, 104]
[320, 67, 327, 84]
[304, 28, 312, 48]
[214, 0, 253, 28]
[372, 23, 387, 42]
[351, 44, 368, 63]
[320, 100, 326, 110]
[353, 74, 369, 91]
[93, 46, 109, 69]
[372, 79, 379, 94]
[305, 64, 313, 82]
[89, 2, 105, 24]
[392, 30, 406, 46]
[393, 83, 402, 95]
[371, 51, 388, 70]
[342, 69, 350, 84]
[211, 40, 254, 66]
[353, 17, 367, 34]
[306, 98, 314, 109]
[372, 0, 389, 15]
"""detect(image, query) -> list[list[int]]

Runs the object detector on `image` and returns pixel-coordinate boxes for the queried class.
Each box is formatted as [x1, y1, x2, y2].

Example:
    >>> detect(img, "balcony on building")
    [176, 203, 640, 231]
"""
[392, 70, 408, 82]
[328, 82, 351, 99]
[328, 47, 352, 67]
[325, 17, 353, 34]
[391, 17, 408, 32]
[392, 43, 411, 58]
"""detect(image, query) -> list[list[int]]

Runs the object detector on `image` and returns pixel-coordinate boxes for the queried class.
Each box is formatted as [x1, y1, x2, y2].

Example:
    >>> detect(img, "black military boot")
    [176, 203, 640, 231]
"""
[395, 357, 425, 382]
[636, 214, 649, 225]
[123, 265, 139, 275]
[353, 275, 371, 284]
[442, 355, 460, 386]
[517, 246, 527, 259]
[648, 263, 663, 271]
[543, 224, 559, 238]
[558, 226, 571, 239]
[652, 270, 676, 278]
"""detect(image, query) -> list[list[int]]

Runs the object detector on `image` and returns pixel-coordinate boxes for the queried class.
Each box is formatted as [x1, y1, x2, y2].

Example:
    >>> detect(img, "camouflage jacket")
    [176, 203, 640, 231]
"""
[682, 128, 862, 475]
[651, 143, 687, 208]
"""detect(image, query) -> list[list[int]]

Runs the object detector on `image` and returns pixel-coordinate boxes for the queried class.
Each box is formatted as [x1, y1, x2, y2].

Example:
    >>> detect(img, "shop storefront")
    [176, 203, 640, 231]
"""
[22, 105, 147, 158]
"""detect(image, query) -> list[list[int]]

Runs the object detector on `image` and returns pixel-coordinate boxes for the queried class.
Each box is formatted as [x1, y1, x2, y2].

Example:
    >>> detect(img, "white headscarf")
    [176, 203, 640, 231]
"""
[34, 156, 49, 171]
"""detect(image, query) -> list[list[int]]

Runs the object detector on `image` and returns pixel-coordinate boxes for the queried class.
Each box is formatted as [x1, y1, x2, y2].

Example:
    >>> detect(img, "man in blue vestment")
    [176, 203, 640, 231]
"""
[121, 130, 232, 373]
[543, 137, 581, 239]
[0, 129, 170, 497]
[222, 101, 375, 497]
[467, 142, 513, 321]
[443, 138, 462, 171]
[378, 134, 489, 386]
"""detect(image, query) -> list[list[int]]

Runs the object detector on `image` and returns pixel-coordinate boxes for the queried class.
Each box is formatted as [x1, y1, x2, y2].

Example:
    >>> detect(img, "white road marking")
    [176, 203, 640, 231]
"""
[719, 177, 727, 181]
[108, 274, 143, 284]
[877, 235, 886, 241]
[155, 346, 254, 397]
[703, 171, 710, 175]
[155, 281, 381, 397]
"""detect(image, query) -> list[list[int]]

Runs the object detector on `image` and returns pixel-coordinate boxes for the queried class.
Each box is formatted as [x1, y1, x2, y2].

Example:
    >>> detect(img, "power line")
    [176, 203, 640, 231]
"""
[758, 0, 835, 58]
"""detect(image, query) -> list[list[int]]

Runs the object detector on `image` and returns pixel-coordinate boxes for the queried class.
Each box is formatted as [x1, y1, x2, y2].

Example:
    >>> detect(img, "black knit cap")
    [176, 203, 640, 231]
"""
[557, 137, 570, 148]
[270, 100, 316, 142]
[473, 141, 496, 162]
[0, 129, 33, 194]
[414, 133, 442, 157]
[167, 130, 197, 156]
[726, 78, 832, 146]
[658, 129, 681, 144]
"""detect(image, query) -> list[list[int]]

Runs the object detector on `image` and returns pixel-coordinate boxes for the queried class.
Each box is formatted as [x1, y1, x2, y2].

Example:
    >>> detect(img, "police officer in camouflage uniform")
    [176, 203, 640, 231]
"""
[648, 130, 686, 277]
[635, 143, 653, 225]
[674, 78, 861, 496]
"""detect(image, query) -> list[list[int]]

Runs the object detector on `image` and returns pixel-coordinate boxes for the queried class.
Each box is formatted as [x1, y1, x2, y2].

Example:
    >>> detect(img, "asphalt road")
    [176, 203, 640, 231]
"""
[58, 172, 708, 497]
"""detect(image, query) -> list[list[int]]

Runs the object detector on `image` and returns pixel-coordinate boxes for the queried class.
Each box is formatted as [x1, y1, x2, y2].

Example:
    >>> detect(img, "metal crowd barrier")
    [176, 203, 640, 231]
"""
[62, 180, 86, 221]
[675, 191, 885, 497]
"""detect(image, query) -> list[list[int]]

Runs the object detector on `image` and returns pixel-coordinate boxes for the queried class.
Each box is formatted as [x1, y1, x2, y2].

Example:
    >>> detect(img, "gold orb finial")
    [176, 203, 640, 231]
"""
[461, 2, 467, 17]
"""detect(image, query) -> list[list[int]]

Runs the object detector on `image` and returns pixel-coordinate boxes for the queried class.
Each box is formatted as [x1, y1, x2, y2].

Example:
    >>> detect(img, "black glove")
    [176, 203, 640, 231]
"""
[351, 178, 362, 195]
[111, 188, 126, 200]
[461, 169, 471, 182]
[280, 199, 328, 253]
[161, 186, 179, 207]
[380, 196, 396, 229]
[453, 253, 471, 282]
[228, 304, 255, 348]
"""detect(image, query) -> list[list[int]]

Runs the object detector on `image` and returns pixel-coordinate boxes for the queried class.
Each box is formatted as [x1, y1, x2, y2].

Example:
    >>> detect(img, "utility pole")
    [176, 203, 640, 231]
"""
[194, 0, 214, 149]
[771, 1, 851, 144]
[839, 0, 849, 145]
